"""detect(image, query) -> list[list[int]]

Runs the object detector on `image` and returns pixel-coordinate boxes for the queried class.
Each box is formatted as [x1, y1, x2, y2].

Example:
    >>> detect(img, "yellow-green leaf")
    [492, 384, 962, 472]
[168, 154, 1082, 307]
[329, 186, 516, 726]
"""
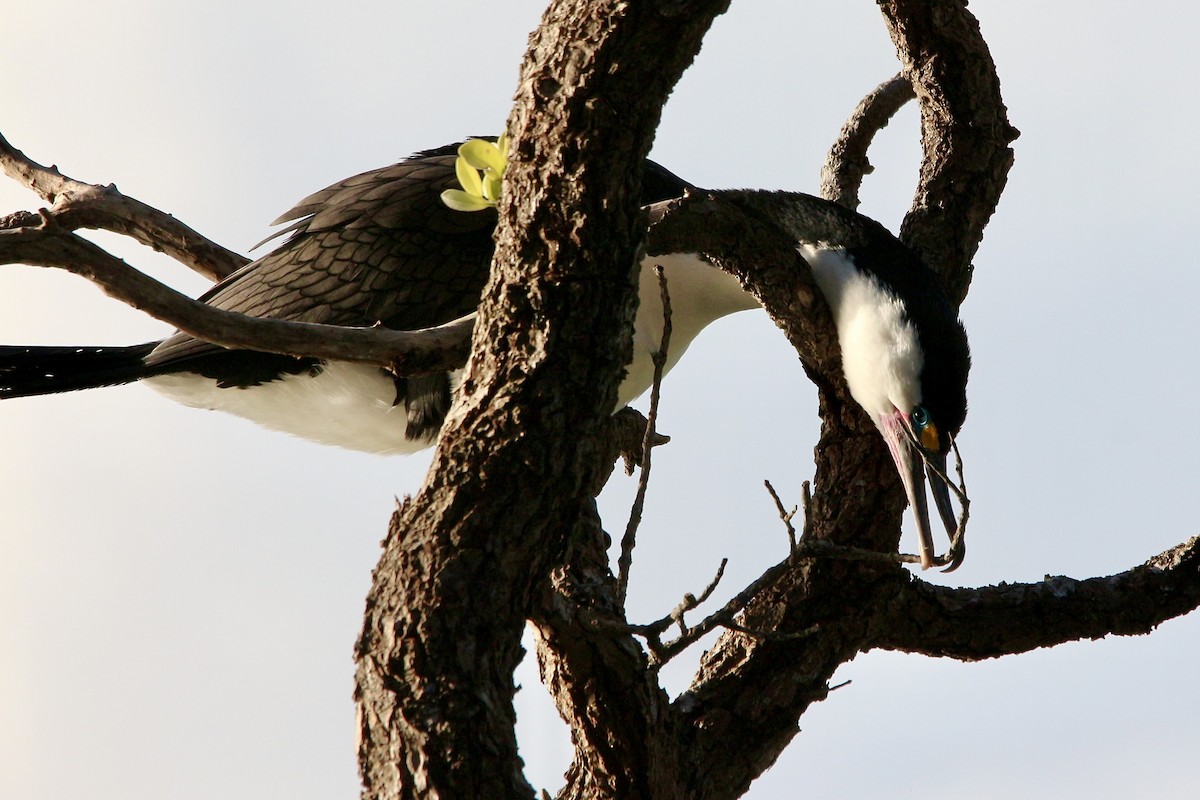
[483, 172, 503, 202]
[459, 138, 506, 173]
[440, 189, 492, 212]
[455, 156, 483, 197]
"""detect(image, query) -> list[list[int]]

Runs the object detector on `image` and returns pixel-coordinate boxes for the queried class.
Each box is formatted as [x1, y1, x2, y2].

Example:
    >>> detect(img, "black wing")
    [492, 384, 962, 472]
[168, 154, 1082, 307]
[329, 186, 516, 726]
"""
[146, 142, 692, 380]
[146, 145, 496, 375]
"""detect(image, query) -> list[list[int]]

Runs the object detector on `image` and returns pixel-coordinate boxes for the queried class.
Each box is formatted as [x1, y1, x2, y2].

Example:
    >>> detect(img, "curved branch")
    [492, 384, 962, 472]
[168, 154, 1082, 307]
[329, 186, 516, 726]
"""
[675, 4, 1018, 798]
[878, 0, 1020, 303]
[0, 131, 248, 281]
[819, 73, 915, 210]
[645, 191, 838, 380]
[0, 225, 473, 374]
[874, 536, 1200, 660]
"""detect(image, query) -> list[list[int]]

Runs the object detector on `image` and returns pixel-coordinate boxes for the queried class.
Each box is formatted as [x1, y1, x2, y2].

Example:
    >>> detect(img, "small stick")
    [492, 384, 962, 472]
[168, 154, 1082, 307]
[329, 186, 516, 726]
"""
[764, 479, 799, 555]
[617, 265, 672, 604]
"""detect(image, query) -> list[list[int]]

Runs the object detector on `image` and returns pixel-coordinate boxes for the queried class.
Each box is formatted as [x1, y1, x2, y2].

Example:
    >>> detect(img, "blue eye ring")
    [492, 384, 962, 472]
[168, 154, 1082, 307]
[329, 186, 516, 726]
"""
[910, 406, 942, 452]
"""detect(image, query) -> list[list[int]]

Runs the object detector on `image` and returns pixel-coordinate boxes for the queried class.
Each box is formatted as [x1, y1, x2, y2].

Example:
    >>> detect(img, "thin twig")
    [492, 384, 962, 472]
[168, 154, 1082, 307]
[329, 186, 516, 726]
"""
[764, 479, 799, 555]
[688, 559, 728, 610]
[799, 480, 814, 543]
[721, 619, 819, 642]
[609, 558, 728, 660]
[795, 538, 923, 566]
[765, 480, 925, 568]
[933, 435, 971, 571]
[671, 559, 729, 637]
[617, 265, 672, 605]
[641, 556, 797, 665]
[628, 485, 816, 666]
[765, 481, 933, 568]
[917, 433, 969, 507]
[625, 478, 936, 666]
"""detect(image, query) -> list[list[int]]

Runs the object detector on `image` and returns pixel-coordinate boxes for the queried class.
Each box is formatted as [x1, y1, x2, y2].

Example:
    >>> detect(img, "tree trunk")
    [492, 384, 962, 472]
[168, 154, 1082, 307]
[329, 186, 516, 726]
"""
[352, 2, 730, 797]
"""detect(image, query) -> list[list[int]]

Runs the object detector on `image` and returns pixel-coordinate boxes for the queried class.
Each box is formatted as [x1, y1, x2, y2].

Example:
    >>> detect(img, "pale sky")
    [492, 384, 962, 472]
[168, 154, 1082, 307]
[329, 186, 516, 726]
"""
[3, 2, 1199, 798]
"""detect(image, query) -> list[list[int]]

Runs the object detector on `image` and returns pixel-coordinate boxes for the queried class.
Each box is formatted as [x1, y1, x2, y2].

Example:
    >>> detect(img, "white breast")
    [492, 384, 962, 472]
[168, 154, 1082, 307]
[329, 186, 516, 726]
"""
[800, 243, 923, 425]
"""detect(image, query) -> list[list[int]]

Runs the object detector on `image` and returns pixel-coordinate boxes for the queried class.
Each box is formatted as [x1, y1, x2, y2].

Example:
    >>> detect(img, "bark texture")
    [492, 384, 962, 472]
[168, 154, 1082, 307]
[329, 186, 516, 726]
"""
[8, 2, 1200, 800]
[879, 0, 1020, 302]
[351, 2, 731, 798]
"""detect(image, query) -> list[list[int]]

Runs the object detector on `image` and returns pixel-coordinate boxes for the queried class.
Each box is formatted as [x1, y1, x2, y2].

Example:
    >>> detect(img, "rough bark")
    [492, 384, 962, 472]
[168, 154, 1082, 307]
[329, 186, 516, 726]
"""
[873, 535, 1200, 660]
[351, 2, 730, 798]
[7, 2, 1200, 800]
[879, 0, 1020, 302]
[819, 73, 916, 210]
[669, 3, 1019, 797]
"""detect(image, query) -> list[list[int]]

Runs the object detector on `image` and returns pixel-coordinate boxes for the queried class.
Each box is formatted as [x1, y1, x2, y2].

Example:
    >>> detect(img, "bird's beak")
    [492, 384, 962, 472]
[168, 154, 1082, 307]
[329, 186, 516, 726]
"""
[926, 452, 964, 571]
[878, 413, 958, 570]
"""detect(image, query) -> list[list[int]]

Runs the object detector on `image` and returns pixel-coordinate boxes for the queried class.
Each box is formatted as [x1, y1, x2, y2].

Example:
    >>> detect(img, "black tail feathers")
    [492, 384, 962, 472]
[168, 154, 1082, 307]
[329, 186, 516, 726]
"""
[0, 343, 157, 399]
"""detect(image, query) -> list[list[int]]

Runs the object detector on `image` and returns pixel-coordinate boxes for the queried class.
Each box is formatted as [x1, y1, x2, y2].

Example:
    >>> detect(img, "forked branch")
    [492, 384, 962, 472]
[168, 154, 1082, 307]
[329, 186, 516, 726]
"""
[0, 141, 474, 376]
[0, 131, 248, 282]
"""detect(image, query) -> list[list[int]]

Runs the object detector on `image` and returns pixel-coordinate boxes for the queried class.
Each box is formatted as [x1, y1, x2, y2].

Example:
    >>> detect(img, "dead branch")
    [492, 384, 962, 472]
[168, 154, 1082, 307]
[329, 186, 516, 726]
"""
[0, 131, 248, 281]
[625, 483, 818, 666]
[760, 480, 926, 566]
[0, 219, 473, 374]
[635, 551, 807, 667]
[878, 0, 1020, 303]
[763, 479, 800, 555]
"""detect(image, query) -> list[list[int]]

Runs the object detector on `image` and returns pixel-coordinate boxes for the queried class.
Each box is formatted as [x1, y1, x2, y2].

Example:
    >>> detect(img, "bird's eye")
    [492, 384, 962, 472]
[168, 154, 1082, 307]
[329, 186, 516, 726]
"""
[910, 405, 941, 452]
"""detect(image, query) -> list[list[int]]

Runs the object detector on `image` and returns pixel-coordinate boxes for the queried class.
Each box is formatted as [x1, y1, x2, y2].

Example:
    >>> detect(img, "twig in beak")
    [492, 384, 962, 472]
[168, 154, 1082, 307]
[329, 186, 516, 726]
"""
[899, 424, 971, 572]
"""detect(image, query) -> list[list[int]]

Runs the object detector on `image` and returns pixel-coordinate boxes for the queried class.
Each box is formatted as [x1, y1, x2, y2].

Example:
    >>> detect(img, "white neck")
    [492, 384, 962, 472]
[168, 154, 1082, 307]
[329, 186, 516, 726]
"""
[800, 243, 923, 427]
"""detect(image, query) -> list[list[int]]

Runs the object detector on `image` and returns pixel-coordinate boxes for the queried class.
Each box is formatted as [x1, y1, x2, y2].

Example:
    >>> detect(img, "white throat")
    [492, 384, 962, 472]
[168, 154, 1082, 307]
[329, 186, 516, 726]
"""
[800, 243, 923, 426]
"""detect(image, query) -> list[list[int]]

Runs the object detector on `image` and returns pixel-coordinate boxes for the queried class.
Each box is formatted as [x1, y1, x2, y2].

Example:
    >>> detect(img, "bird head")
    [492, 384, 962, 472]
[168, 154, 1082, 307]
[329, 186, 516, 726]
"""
[800, 233, 970, 571]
